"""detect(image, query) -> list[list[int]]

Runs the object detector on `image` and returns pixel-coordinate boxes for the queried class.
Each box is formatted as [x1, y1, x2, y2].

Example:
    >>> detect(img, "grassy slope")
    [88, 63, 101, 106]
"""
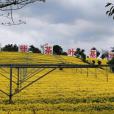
[0, 52, 113, 114]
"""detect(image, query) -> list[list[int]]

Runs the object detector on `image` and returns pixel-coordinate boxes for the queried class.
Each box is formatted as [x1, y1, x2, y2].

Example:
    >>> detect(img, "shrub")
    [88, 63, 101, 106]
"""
[98, 60, 102, 65]
[108, 58, 114, 72]
[92, 60, 95, 65]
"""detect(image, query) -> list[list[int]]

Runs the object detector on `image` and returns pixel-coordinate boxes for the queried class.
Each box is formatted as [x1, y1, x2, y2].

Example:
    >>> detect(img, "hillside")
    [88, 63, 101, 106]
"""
[0, 52, 113, 114]
[0, 52, 85, 64]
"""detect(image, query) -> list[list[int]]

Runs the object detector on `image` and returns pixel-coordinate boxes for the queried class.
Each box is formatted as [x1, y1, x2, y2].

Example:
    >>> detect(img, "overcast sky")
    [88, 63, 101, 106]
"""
[0, 0, 114, 53]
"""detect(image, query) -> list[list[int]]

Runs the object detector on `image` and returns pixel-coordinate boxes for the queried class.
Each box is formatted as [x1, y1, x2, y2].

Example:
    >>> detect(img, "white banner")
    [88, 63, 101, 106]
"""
[19, 45, 28, 52]
[67, 48, 76, 56]
[41, 43, 53, 55]
[89, 50, 97, 58]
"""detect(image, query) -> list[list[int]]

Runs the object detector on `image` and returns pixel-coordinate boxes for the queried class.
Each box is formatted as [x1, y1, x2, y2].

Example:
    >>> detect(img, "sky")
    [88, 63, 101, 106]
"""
[0, 0, 114, 54]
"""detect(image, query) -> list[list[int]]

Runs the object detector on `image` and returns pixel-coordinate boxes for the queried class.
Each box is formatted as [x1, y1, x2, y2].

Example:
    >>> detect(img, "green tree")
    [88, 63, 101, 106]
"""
[100, 50, 108, 59]
[53, 45, 63, 55]
[2, 44, 18, 52]
[61, 52, 68, 56]
[29, 45, 41, 53]
[74, 48, 86, 62]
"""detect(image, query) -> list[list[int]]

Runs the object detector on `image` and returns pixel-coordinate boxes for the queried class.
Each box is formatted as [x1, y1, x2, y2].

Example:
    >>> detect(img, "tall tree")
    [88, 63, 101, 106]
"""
[74, 48, 81, 58]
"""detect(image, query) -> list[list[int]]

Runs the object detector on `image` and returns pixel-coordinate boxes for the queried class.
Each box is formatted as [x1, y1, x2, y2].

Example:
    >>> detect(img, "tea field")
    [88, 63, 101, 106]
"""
[0, 52, 114, 114]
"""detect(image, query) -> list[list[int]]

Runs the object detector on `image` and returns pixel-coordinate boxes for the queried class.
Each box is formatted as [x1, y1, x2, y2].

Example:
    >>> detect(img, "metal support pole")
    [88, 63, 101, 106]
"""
[80, 68, 82, 74]
[19, 68, 22, 88]
[15, 68, 20, 94]
[87, 68, 88, 77]
[95, 68, 97, 78]
[9, 66, 13, 104]
[17, 68, 20, 90]
[76, 68, 77, 73]
[106, 66, 109, 82]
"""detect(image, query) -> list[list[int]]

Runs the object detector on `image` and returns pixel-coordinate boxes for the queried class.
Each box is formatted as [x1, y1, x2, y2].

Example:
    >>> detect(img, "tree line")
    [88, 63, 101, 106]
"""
[1, 44, 114, 71]
[1, 43, 114, 60]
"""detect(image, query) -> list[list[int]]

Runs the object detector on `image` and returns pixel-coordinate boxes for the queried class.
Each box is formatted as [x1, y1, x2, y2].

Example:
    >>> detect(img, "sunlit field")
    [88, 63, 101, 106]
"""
[0, 52, 114, 114]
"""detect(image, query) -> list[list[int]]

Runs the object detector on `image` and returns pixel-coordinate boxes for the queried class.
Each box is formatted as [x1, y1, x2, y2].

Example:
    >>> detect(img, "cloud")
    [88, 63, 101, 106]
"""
[0, 0, 113, 53]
